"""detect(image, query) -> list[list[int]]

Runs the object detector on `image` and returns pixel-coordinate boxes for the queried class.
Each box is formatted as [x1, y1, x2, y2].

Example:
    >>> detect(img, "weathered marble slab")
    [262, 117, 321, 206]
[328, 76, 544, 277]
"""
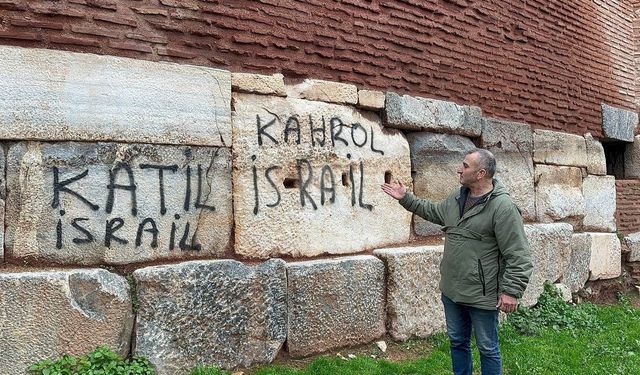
[232, 93, 411, 258]
[6, 142, 232, 265]
[533, 129, 588, 167]
[385, 92, 482, 136]
[0, 145, 5, 262]
[582, 175, 616, 232]
[373, 246, 445, 341]
[407, 132, 475, 236]
[522, 223, 573, 306]
[602, 103, 638, 142]
[133, 260, 287, 374]
[584, 133, 607, 176]
[0, 269, 133, 375]
[562, 233, 592, 293]
[534, 164, 585, 227]
[587, 233, 621, 280]
[626, 232, 640, 262]
[286, 256, 385, 357]
[232, 73, 286, 96]
[290, 79, 358, 104]
[625, 135, 640, 179]
[358, 90, 385, 110]
[0, 46, 230, 146]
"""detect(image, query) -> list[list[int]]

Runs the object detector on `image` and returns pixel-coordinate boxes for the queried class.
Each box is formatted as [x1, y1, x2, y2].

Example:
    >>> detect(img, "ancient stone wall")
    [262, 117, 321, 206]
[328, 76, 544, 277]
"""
[0, 45, 630, 375]
[0, 0, 636, 139]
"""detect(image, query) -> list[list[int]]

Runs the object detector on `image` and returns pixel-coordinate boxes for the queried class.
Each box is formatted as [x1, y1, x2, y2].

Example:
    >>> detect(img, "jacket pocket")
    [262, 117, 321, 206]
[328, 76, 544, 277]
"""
[478, 260, 486, 296]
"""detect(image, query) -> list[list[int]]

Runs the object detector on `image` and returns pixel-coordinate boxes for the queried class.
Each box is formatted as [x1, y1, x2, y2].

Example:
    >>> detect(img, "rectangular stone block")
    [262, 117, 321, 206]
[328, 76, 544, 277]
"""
[385, 92, 482, 136]
[286, 256, 386, 357]
[0, 45, 231, 146]
[133, 259, 287, 373]
[533, 129, 588, 167]
[624, 135, 640, 178]
[535, 164, 585, 227]
[602, 103, 638, 142]
[357, 89, 385, 110]
[232, 72, 286, 96]
[563, 233, 591, 293]
[6, 142, 233, 265]
[582, 175, 616, 232]
[588, 233, 621, 280]
[585, 133, 607, 176]
[291, 79, 358, 104]
[232, 93, 411, 258]
[373, 246, 445, 341]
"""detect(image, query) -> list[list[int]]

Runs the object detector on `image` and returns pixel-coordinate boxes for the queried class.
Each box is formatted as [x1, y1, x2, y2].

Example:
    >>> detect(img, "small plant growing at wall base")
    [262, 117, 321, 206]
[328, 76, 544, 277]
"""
[28, 347, 155, 375]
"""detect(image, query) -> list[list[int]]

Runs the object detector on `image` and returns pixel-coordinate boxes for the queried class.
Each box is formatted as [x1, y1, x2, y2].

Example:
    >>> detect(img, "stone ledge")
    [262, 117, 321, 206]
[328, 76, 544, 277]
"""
[232, 72, 286, 96]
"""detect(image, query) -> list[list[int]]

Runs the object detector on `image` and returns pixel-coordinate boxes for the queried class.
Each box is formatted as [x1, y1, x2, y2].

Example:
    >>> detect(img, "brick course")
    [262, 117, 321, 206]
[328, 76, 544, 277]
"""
[0, 0, 637, 137]
[616, 180, 640, 235]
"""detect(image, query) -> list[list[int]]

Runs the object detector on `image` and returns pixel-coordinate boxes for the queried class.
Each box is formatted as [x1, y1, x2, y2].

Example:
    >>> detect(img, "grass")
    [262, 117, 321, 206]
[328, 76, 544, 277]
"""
[192, 288, 640, 375]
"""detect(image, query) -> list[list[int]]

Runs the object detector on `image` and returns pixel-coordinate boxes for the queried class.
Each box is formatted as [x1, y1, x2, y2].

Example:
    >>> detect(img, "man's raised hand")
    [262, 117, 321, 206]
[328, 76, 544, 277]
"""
[381, 180, 407, 200]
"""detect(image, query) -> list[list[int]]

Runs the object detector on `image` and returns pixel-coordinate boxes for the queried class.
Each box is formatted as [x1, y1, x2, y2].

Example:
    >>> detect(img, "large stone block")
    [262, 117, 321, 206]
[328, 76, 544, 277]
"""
[582, 175, 616, 232]
[534, 164, 585, 227]
[588, 233, 621, 280]
[6, 142, 232, 265]
[286, 256, 385, 357]
[357, 90, 385, 110]
[385, 92, 482, 136]
[407, 132, 475, 236]
[0, 269, 133, 375]
[522, 223, 573, 306]
[562, 233, 592, 293]
[0, 46, 230, 146]
[533, 129, 588, 167]
[133, 259, 287, 374]
[291, 79, 358, 104]
[584, 133, 607, 176]
[625, 233, 640, 262]
[602, 103, 638, 142]
[232, 94, 411, 258]
[481, 118, 535, 221]
[373, 246, 445, 341]
[625, 135, 640, 179]
[231, 73, 286, 96]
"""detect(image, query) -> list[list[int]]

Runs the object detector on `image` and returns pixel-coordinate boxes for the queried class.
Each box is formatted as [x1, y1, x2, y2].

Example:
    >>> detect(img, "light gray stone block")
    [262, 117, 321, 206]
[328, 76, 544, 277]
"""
[358, 90, 385, 110]
[290, 79, 358, 104]
[0, 46, 231, 146]
[533, 129, 588, 167]
[0, 269, 133, 375]
[133, 259, 287, 373]
[584, 133, 607, 176]
[562, 233, 591, 293]
[624, 135, 640, 178]
[232, 73, 286, 96]
[625, 233, 640, 262]
[385, 92, 482, 136]
[6, 142, 232, 265]
[286, 256, 386, 357]
[534, 164, 585, 227]
[602, 103, 638, 142]
[587, 233, 621, 280]
[374, 246, 445, 341]
[582, 175, 616, 232]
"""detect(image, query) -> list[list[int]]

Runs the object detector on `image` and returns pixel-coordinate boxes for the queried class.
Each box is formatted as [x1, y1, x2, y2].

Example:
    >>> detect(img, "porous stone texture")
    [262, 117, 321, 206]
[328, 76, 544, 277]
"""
[521, 223, 573, 306]
[286, 256, 385, 357]
[534, 164, 585, 227]
[290, 79, 358, 104]
[481, 118, 535, 221]
[407, 132, 475, 236]
[562, 233, 592, 293]
[373, 246, 446, 341]
[231, 73, 286, 96]
[133, 259, 287, 374]
[584, 133, 607, 176]
[0, 144, 6, 262]
[626, 233, 640, 262]
[384, 92, 482, 136]
[357, 90, 385, 110]
[582, 175, 616, 232]
[0, 46, 231, 147]
[0, 269, 133, 375]
[587, 233, 621, 280]
[602, 103, 638, 142]
[6, 142, 232, 265]
[625, 135, 640, 179]
[232, 93, 411, 258]
[533, 129, 588, 167]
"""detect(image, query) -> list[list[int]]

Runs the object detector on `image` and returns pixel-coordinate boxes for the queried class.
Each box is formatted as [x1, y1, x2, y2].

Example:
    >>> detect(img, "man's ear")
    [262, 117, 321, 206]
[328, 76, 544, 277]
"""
[477, 169, 486, 180]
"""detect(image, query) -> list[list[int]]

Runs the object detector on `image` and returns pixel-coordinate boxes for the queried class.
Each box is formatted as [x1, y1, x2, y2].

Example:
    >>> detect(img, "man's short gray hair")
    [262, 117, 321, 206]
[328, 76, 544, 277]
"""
[467, 148, 496, 178]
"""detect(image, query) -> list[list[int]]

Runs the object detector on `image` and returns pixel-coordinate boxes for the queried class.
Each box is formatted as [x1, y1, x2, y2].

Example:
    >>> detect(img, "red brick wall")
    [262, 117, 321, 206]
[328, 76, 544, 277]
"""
[0, 0, 636, 138]
[617, 180, 640, 235]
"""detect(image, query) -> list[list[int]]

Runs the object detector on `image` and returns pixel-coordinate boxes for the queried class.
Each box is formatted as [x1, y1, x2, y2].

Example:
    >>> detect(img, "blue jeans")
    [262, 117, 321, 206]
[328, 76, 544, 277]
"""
[441, 294, 502, 375]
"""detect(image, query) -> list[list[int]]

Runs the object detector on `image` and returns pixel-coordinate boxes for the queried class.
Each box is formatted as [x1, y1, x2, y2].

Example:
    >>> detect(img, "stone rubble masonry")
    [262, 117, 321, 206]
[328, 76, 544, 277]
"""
[602, 103, 638, 142]
[133, 259, 287, 374]
[532, 129, 588, 167]
[0, 269, 133, 375]
[584, 133, 607, 176]
[373, 245, 446, 341]
[481, 118, 535, 221]
[289, 79, 358, 105]
[534, 164, 585, 227]
[624, 135, 640, 179]
[232, 93, 411, 258]
[582, 175, 616, 232]
[231, 72, 287, 97]
[5, 142, 233, 265]
[406, 132, 476, 236]
[357, 90, 385, 110]
[286, 256, 386, 358]
[587, 233, 622, 280]
[522, 223, 573, 306]
[563, 233, 592, 293]
[626, 233, 640, 262]
[384, 92, 482, 136]
[0, 45, 231, 147]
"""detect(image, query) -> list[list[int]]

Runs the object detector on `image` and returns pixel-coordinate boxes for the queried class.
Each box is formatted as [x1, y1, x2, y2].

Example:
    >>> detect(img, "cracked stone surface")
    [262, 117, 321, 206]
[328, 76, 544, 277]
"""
[0, 269, 132, 375]
[533, 129, 588, 167]
[534, 164, 585, 227]
[5, 142, 232, 265]
[0, 45, 230, 147]
[133, 259, 287, 374]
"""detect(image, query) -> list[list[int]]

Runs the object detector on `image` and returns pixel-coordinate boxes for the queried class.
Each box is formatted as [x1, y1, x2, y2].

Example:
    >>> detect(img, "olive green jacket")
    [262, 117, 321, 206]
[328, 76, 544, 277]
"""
[399, 179, 533, 310]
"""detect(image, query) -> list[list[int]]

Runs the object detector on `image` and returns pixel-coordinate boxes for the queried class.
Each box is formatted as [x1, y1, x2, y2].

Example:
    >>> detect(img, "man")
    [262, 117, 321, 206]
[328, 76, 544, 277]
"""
[381, 148, 533, 375]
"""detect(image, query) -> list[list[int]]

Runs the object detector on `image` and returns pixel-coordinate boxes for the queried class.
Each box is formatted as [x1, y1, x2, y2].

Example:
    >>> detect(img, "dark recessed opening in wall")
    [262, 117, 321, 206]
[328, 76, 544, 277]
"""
[283, 177, 299, 189]
[602, 141, 628, 179]
[385, 171, 392, 183]
[342, 173, 349, 187]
